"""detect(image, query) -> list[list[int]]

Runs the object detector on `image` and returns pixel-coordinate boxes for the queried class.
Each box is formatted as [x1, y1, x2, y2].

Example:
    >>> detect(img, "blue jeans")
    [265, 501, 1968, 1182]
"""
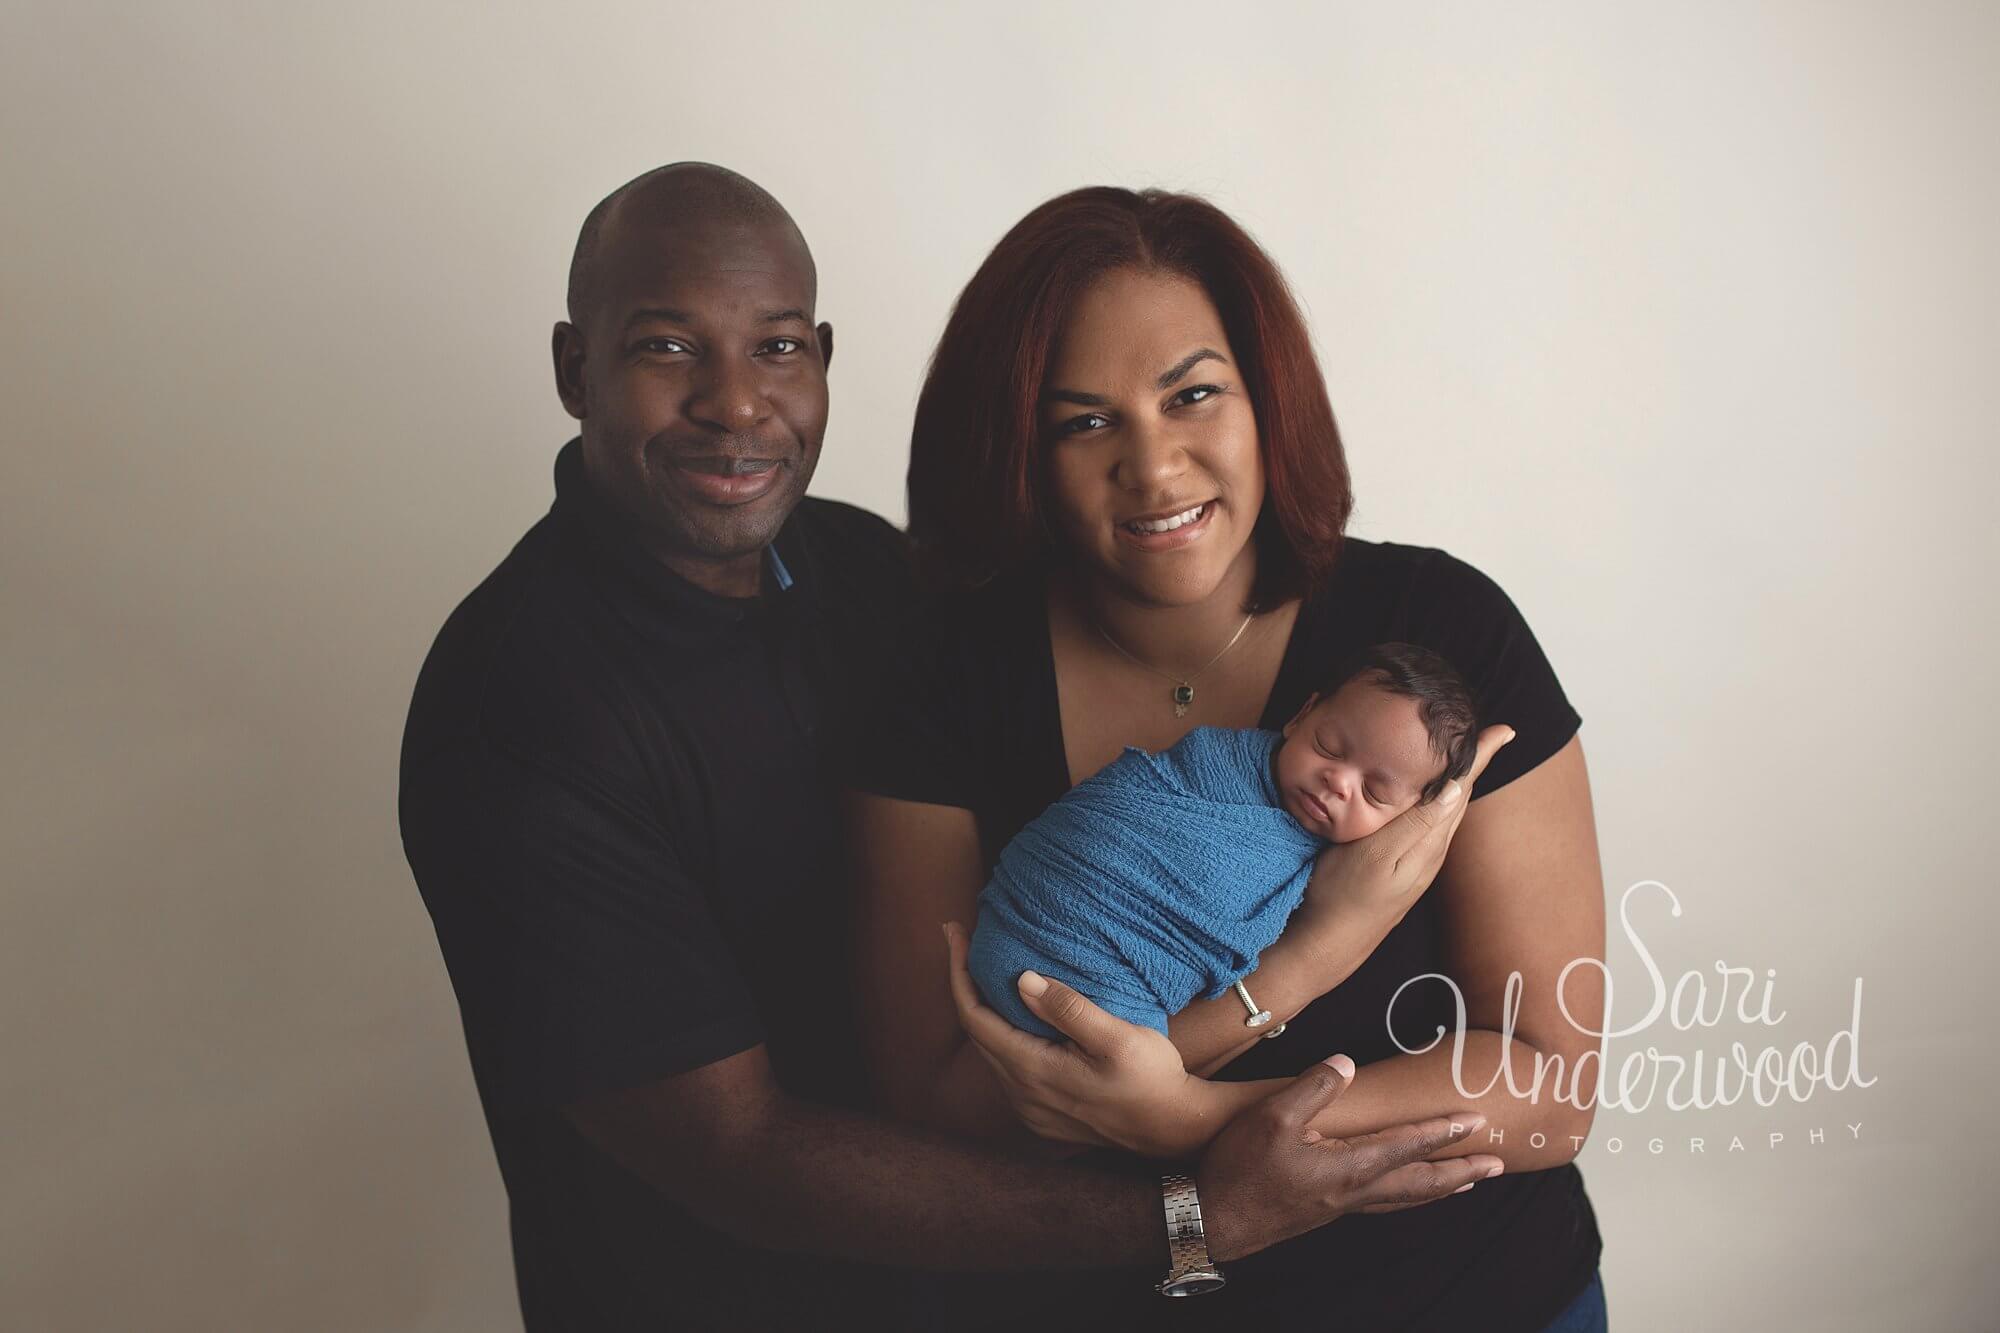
[1541, 1270, 1608, 1333]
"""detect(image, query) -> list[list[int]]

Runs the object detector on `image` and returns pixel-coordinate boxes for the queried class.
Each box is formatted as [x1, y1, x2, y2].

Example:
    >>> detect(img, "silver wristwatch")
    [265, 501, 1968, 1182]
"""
[1155, 1173, 1226, 1296]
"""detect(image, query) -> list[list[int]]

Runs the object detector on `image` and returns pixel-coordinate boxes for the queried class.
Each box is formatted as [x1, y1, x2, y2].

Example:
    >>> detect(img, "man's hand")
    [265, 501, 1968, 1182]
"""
[943, 921, 1208, 1157]
[1195, 1055, 1502, 1263]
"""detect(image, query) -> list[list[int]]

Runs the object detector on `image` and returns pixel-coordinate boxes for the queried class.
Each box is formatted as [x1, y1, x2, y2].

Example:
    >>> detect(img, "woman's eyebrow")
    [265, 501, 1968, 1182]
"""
[1041, 348, 1230, 407]
[1156, 347, 1227, 388]
[1042, 387, 1110, 407]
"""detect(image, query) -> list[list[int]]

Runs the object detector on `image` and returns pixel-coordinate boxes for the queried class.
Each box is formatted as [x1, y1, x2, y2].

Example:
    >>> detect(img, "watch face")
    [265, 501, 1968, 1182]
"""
[1159, 1273, 1227, 1297]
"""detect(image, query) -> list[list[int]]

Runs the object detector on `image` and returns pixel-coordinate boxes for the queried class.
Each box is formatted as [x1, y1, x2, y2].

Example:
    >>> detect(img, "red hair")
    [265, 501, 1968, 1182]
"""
[907, 186, 1352, 609]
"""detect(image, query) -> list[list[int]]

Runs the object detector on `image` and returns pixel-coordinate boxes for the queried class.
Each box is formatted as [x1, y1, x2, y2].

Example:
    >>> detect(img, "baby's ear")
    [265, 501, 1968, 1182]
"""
[1282, 692, 1320, 737]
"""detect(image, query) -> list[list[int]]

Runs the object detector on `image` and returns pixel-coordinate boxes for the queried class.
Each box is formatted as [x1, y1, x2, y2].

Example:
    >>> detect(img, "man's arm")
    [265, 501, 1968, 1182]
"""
[404, 722, 1496, 1274]
[565, 1045, 1159, 1270]
[566, 1042, 1499, 1269]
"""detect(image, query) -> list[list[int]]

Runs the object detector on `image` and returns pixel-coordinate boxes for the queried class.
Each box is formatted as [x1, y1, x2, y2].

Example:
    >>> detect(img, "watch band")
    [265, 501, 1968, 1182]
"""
[1156, 1173, 1226, 1296]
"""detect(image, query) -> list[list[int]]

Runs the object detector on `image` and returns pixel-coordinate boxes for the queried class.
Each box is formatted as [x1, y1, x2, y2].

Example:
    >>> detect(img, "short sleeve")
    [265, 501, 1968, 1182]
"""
[838, 601, 984, 811]
[399, 737, 764, 1113]
[1401, 550, 1582, 800]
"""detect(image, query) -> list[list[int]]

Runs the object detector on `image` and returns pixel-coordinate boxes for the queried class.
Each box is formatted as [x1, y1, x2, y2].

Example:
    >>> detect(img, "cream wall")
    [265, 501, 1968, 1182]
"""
[4, 3, 1996, 1329]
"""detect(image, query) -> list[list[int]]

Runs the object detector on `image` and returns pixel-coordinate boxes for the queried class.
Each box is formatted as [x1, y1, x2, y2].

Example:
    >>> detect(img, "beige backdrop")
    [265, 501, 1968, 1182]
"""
[5, 3, 1996, 1329]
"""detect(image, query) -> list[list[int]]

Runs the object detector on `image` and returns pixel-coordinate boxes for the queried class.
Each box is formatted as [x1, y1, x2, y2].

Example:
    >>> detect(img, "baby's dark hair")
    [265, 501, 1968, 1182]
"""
[1315, 642, 1479, 804]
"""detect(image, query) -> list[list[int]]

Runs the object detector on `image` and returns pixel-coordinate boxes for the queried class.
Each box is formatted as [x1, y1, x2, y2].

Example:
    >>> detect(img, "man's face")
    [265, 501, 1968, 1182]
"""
[554, 217, 831, 589]
[1275, 678, 1440, 843]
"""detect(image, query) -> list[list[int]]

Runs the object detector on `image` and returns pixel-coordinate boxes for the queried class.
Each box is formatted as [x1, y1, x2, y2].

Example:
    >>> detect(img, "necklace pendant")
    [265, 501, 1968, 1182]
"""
[1172, 683, 1194, 717]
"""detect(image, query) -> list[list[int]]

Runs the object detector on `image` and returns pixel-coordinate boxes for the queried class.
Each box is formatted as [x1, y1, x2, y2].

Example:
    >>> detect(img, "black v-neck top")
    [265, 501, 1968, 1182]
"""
[850, 538, 1602, 1332]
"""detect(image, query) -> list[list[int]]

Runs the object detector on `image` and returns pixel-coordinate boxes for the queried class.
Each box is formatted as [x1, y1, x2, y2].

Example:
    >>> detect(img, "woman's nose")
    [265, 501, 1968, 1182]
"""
[1112, 416, 1189, 491]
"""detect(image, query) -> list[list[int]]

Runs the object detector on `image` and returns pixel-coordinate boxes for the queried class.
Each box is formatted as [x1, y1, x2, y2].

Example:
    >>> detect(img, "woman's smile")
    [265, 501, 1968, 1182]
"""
[1115, 499, 1217, 552]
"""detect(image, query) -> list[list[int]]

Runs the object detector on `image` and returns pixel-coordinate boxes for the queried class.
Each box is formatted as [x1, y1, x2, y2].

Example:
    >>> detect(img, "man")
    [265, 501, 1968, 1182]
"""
[398, 163, 1495, 1329]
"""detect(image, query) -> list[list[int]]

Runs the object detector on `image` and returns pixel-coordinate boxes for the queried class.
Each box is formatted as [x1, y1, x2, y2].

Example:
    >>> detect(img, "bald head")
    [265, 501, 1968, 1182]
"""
[566, 162, 815, 329]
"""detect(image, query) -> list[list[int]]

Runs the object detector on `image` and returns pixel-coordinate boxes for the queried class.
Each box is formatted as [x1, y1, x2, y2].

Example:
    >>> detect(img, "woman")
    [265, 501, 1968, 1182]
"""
[846, 187, 1608, 1331]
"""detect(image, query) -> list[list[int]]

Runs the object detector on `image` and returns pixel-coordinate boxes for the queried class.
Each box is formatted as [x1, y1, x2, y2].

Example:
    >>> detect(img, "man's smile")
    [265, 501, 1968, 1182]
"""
[668, 454, 789, 505]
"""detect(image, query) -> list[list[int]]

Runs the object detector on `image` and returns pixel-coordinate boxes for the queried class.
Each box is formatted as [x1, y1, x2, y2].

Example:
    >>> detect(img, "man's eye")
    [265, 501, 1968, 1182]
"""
[1060, 413, 1112, 436]
[636, 337, 689, 355]
[761, 337, 803, 356]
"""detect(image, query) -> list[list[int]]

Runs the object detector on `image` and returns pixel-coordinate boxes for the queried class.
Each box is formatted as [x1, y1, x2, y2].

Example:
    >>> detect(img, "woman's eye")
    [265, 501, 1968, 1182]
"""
[1060, 412, 1112, 436]
[1173, 383, 1224, 407]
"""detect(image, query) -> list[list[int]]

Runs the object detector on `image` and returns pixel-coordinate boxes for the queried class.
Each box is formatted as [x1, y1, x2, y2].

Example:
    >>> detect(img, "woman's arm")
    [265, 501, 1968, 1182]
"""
[1007, 736, 1605, 1173]
[1172, 791, 1466, 1079]
[846, 770, 1485, 1142]
[844, 787, 1319, 1143]
[845, 791, 1019, 1139]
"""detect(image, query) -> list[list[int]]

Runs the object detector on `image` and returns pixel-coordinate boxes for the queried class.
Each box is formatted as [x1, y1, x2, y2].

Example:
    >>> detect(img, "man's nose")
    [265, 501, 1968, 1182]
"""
[1112, 414, 1190, 491]
[685, 354, 771, 432]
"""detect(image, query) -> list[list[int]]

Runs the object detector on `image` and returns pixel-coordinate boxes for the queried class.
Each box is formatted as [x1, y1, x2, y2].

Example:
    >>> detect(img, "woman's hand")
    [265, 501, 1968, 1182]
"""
[1293, 724, 1516, 937]
[942, 922, 1223, 1158]
[943, 920, 1506, 1231]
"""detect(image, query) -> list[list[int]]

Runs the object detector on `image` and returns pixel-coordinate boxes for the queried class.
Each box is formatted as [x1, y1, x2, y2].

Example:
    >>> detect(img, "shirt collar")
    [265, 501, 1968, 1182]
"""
[546, 437, 809, 632]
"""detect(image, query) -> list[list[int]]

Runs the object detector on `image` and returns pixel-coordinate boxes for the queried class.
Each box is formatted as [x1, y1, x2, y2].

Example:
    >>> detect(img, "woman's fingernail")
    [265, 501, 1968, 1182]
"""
[1018, 971, 1048, 997]
[1442, 782, 1462, 805]
[1453, 1181, 1476, 1194]
[1324, 1053, 1356, 1079]
[1484, 1164, 1504, 1179]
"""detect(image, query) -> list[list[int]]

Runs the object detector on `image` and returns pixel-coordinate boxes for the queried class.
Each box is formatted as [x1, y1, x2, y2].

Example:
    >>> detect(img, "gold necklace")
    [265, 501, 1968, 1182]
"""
[1093, 610, 1256, 718]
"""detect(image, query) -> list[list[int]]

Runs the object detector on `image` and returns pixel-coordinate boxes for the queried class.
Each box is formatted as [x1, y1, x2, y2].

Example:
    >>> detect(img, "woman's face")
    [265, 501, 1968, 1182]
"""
[1039, 267, 1263, 608]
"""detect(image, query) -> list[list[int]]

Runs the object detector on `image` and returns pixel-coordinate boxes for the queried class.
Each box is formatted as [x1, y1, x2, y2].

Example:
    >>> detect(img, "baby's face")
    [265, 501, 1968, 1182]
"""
[1275, 679, 1443, 843]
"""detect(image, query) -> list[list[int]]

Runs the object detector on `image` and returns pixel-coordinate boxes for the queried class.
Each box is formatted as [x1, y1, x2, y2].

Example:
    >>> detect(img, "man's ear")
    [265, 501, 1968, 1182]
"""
[1281, 692, 1320, 738]
[817, 321, 834, 371]
[552, 321, 588, 421]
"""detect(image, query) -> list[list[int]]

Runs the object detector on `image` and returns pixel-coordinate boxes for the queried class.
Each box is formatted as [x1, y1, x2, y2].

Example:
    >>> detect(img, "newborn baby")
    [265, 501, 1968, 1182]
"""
[968, 642, 1477, 1039]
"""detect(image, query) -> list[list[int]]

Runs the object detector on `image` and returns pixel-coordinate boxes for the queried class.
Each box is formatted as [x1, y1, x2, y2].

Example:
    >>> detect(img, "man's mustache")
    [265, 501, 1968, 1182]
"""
[653, 440, 795, 474]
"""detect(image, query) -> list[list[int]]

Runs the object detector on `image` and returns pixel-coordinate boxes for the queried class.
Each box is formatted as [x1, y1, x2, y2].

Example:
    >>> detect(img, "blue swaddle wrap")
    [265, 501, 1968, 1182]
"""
[968, 726, 1323, 1038]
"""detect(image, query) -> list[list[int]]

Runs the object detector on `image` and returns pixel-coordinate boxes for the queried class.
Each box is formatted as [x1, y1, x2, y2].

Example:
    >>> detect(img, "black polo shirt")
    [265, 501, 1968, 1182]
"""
[398, 438, 913, 1330]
